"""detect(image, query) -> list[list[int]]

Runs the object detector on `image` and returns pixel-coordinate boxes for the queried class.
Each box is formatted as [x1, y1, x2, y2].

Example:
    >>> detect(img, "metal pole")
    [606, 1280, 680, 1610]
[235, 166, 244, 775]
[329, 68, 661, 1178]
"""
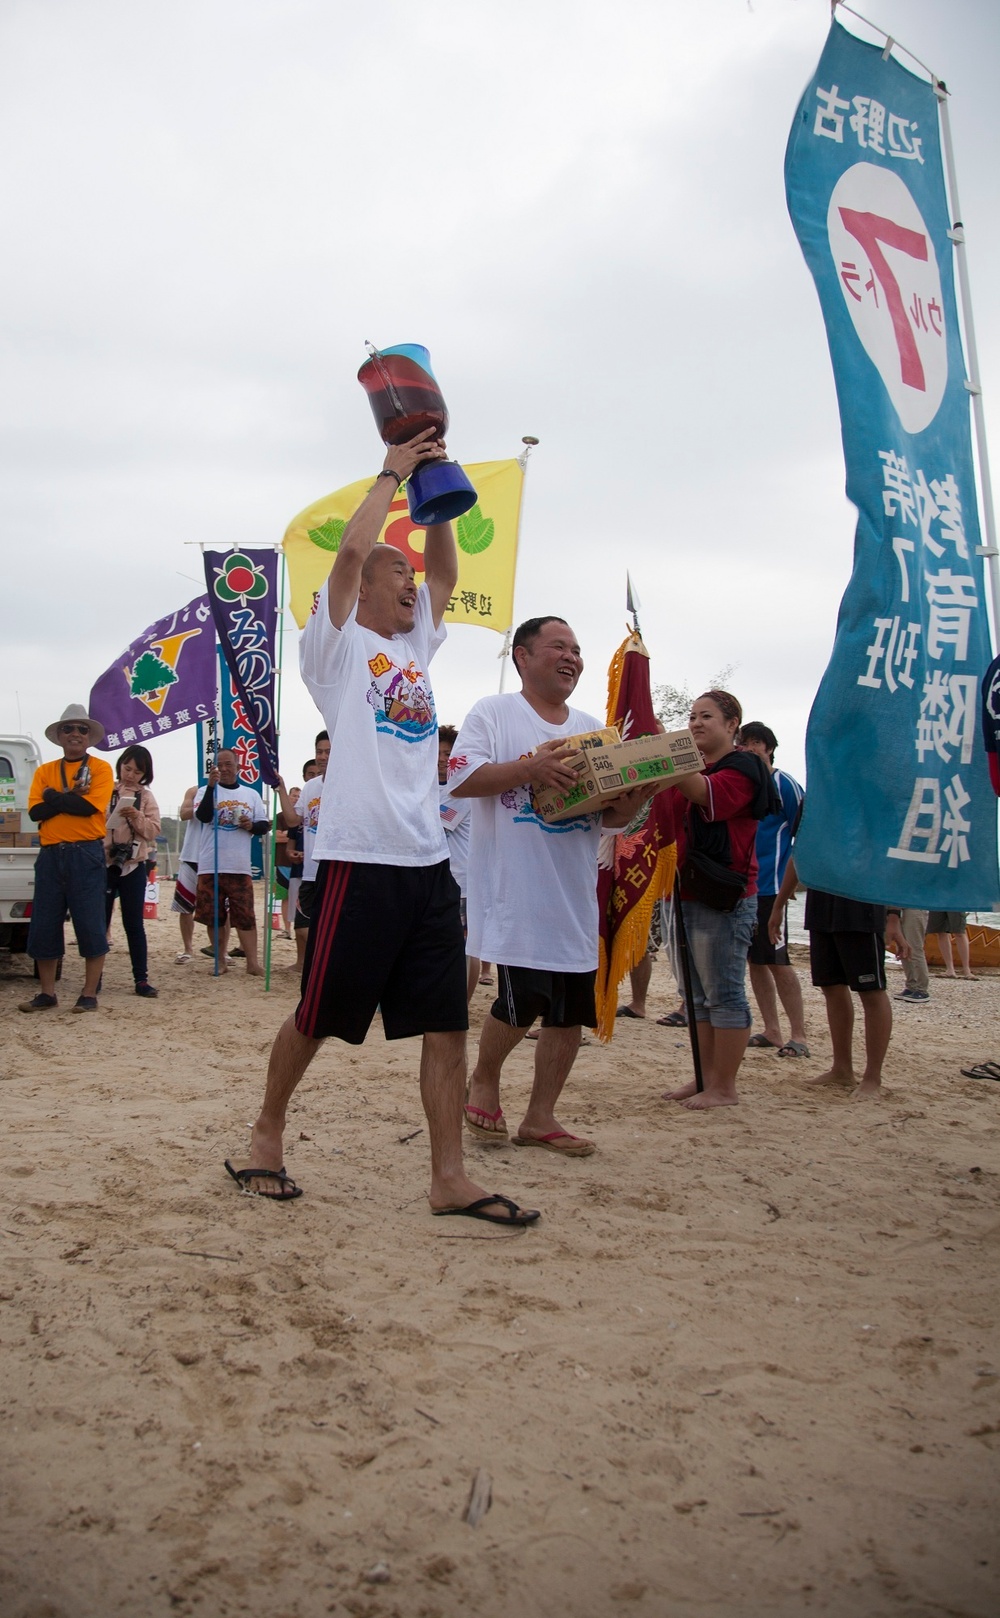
[497, 436, 539, 693]
[263, 553, 287, 992]
[935, 82, 1000, 647]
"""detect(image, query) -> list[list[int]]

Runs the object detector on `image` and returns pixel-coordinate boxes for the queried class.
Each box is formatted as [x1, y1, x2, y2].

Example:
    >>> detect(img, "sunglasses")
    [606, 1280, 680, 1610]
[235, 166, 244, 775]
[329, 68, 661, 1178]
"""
[60, 724, 91, 735]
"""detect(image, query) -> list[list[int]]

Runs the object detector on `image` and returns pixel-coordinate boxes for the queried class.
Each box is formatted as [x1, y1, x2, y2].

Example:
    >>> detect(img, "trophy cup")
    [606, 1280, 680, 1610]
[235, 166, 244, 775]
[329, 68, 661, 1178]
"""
[357, 342, 478, 526]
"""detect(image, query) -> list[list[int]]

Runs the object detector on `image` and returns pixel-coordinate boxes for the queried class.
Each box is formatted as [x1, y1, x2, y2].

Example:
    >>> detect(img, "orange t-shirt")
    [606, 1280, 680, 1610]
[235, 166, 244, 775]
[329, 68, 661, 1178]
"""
[28, 756, 115, 845]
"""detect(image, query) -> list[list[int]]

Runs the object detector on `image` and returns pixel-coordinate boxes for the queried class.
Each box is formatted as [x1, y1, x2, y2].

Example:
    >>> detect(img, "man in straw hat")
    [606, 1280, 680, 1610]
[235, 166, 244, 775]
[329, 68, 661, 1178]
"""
[21, 703, 114, 1013]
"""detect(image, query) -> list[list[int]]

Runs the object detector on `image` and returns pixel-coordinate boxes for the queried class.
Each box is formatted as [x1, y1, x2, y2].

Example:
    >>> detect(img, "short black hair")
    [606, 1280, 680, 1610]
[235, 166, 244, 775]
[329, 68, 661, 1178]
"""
[315, 730, 330, 747]
[511, 616, 570, 673]
[438, 725, 458, 748]
[302, 758, 316, 777]
[739, 721, 778, 761]
[117, 744, 153, 785]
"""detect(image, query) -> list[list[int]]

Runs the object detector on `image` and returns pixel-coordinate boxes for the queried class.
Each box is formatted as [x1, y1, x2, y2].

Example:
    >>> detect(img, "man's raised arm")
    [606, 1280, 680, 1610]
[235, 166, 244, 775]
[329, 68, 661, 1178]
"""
[326, 429, 448, 629]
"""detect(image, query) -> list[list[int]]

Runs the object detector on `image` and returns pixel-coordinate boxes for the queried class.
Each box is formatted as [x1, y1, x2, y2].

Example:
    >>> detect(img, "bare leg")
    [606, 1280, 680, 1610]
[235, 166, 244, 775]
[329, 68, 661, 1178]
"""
[955, 933, 974, 978]
[467, 1013, 529, 1131]
[420, 1030, 492, 1210]
[621, 955, 653, 1017]
[663, 1020, 713, 1101]
[809, 985, 856, 1086]
[466, 955, 481, 1004]
[519, 1025, 588, 1139]
[178, 913, 194, 953]
[479, 961, 494, 985]
[237, 924, 264, 976]
[246, 1013, 324, 1187]
[36, 959, 60, 997]
[681, 1024, 747, 1109]
[749, 962, 783, 1045]
[771, 963, 807, 1044]
[82, 954, 106, 998]
[285, 926, 308, 972]
[280, 896, 289, 933]
[936, 932, 956, 976]
[854, 989, 892, 1098]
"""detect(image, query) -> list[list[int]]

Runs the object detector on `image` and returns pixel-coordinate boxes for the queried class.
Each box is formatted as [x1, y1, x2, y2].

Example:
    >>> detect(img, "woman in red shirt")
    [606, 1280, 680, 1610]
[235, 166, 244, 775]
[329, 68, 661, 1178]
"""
[663, 689, 771, 1110]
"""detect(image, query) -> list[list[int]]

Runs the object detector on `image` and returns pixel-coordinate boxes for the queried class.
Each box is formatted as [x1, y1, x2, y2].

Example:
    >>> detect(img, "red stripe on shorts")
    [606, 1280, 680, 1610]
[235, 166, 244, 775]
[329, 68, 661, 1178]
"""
[297, 860, 352, 1035]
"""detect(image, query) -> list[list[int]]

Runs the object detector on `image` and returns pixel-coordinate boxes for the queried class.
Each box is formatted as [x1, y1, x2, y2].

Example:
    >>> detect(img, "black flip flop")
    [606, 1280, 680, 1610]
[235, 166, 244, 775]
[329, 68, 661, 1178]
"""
[433, 1194, 540, 1226]
[616, 1007, 645, 1019]
[960, 1062, 1000, 1082]
[224, 1159, 303, 1200]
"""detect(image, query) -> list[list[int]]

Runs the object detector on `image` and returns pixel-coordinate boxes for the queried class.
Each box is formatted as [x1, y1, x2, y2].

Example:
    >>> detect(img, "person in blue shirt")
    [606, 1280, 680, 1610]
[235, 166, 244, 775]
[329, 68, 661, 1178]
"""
[739, 723, 809, 1057]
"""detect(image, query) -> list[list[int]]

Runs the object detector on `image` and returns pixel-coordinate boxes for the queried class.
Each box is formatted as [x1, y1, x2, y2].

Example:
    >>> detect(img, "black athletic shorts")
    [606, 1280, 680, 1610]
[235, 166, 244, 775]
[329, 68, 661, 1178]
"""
[809, 930, 886, 994]
[295, 858, 468, 1043]
[492, 964, 597, 1030]
[748, 893, 790, 967]
[294, 879, 316, 931]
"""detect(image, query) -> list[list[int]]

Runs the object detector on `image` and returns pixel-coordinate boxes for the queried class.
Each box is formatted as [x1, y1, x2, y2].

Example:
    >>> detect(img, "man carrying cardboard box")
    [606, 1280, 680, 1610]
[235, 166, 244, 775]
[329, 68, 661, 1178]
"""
[449, 616, 656, 1155]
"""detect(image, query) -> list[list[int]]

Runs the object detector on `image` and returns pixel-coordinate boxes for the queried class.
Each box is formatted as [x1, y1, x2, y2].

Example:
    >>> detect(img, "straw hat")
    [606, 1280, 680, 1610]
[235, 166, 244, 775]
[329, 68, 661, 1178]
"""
[44, 703, 106, 747]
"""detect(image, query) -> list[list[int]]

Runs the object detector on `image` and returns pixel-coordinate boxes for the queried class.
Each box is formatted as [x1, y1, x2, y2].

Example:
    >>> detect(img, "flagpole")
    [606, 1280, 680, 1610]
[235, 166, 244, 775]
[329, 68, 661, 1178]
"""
[263, 552, 287, 992]
[831, 2, 1000, 644]
[497, 436, 538, 693]
[934, 83, 1000, 645]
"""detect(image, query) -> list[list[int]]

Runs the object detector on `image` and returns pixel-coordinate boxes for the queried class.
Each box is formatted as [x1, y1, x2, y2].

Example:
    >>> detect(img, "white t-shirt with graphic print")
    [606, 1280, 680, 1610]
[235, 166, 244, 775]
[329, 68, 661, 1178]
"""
[449, 692, 604, 973]
[192, 781, 266, 875]
[298, 773, 325, 881]
[299, 583, 447, 868]
[439, 783, 471, 896]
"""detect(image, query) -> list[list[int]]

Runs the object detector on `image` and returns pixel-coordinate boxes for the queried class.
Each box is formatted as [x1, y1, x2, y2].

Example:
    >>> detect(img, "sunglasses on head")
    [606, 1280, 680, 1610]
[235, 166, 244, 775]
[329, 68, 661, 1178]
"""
[61, 724, 91, 735]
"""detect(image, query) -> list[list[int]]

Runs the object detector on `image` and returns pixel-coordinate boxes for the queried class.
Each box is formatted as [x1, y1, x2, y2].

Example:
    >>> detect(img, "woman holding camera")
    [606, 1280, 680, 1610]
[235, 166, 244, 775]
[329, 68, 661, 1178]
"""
[662, 689, 775, 1110]
[105, 745, 162, 999]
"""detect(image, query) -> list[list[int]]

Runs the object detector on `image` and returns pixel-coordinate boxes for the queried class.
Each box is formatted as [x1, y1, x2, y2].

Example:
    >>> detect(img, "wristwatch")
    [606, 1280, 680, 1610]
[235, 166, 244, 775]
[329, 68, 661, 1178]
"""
[376, 468, 402, 487]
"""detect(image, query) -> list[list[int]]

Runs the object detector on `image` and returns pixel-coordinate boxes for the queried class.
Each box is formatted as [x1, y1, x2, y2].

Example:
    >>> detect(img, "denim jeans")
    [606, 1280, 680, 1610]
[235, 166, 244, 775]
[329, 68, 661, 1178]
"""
[680, 894, 757, 1029]
[28, 840, 108, 960]
[106, 862, 148, 984]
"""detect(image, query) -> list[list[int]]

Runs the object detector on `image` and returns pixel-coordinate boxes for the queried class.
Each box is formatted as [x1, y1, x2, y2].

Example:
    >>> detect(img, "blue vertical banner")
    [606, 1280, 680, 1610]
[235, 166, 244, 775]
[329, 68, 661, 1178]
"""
[785, 20, 998, 909]
[202, 549, 281, 788]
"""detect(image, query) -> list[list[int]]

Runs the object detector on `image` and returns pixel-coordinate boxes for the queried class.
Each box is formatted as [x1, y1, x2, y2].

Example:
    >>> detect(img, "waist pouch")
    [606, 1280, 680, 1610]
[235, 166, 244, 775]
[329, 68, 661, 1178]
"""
[680, 850, 748, 913]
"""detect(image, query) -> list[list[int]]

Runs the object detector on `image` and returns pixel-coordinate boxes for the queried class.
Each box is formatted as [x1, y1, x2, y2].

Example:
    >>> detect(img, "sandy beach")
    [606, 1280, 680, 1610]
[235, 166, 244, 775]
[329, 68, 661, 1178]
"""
[3, 903, 999, 1618]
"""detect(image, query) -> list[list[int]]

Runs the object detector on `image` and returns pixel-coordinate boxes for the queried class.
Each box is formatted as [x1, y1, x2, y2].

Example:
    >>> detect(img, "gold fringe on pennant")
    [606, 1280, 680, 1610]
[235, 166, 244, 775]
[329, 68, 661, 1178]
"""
[605, 628, 649, 733]
[593, 839, 676, 1042]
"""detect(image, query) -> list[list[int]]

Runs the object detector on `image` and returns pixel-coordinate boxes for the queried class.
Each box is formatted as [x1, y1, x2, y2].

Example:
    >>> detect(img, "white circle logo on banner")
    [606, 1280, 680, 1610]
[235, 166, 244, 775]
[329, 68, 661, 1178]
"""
[827, 162, 947, 435]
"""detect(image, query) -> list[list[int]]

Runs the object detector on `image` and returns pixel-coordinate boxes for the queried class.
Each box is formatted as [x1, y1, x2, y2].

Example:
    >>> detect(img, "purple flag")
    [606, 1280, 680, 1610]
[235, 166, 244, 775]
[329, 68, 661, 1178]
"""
[89, 594, 217, 752]
[203, 549, 280, 788]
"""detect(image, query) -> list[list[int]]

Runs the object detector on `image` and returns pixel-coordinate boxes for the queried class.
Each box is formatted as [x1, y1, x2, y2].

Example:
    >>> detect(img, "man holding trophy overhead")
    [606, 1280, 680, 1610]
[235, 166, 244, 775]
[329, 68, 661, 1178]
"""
[226, 351, 539, 1228]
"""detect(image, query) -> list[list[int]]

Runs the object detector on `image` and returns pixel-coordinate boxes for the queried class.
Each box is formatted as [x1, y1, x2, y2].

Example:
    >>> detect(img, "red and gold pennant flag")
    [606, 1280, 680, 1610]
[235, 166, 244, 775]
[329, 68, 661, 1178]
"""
[594, 630, 677, 1041]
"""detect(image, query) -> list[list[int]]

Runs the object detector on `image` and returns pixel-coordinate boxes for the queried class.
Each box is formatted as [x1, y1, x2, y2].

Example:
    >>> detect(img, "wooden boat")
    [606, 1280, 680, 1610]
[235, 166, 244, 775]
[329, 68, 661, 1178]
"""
[924, 922, 1000, 971]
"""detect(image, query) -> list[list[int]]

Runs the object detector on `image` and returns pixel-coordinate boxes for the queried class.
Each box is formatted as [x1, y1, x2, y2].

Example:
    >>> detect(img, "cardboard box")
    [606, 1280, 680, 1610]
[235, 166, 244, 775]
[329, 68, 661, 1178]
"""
[14, 833, 39, 848]
[532, 727, 703, 824]
[0, 809, 21, 833]
[0, 834, 16, 847]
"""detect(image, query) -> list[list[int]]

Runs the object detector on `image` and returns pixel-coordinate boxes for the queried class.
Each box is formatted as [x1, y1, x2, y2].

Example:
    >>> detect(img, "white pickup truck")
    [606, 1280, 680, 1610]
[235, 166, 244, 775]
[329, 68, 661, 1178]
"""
[0, 734, 42, 956]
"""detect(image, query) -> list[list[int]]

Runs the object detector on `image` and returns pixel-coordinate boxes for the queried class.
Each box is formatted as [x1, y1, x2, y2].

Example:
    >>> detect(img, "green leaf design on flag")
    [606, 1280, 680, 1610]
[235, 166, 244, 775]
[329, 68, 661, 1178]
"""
[457, 505, 494, 555]
[131, 651, 177, 697]
[308, 518, 347, 552]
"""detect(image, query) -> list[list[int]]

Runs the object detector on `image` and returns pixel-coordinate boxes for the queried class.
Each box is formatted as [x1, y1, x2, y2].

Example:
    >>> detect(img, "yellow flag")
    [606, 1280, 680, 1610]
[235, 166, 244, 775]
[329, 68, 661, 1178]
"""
[283, 458, 524, 632]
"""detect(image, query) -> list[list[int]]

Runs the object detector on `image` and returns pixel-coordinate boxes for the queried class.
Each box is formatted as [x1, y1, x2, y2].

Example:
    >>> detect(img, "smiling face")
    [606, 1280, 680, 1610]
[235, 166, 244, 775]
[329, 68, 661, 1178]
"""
[515, 621, 583, 711]
[58, 722, 91, 762]
[688, 696, 740, 764]
[314, 738, 331, 776]
[358, 546, 417, 637]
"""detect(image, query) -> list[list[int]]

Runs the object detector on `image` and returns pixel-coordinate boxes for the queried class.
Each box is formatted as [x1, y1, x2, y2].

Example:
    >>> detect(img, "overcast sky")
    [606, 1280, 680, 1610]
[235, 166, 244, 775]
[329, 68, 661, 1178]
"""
[2, 0, 997, 814]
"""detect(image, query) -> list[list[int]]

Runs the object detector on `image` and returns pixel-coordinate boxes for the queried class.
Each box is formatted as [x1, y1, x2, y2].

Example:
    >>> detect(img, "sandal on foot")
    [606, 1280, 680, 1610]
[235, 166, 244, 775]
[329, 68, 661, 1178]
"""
[513, 1130, 596, 1157]
[616, 1006, 645, 1019]
[19, 993, 58, 1013]
[463, 1103, 509, 1143]
[224, 1159, 302, 1200]
[433, 1194, 539, 1226]
[748, 1034, 780, 1048]
[777, 1040, 810, 1058]
[656, 1011, 687, 1027]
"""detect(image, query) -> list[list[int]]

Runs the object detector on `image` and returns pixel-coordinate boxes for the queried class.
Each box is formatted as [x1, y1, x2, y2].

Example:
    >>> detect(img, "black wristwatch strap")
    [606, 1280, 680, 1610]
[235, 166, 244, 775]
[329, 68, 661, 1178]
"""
[377, 468, 402, 487]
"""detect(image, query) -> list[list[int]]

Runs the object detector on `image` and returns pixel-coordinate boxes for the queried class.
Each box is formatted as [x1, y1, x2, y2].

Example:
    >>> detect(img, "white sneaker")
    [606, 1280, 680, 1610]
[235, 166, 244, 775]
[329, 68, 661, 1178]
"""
[174, 951, 194, 964]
